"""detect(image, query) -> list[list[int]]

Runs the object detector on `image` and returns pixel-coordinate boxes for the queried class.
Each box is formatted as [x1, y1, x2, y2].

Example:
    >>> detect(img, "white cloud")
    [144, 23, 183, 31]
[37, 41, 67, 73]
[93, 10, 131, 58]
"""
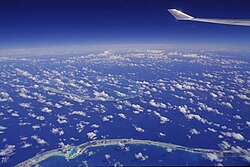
[208, 128, 217, 133]
[190, 128, 200, 135]
[198, 102, 222, 115]
[133, 124, 145, 133]
[131, 104, 144, 112]
[158, 132, 166, 137]
[76, 122, 85, 132]
[114, 91, 126, 97]
[11, 112, 19, 117]
[87, 132, 97, 140]
[246, 121, 250, 128]
[219, 141, 231, 150]
[153, 111, 169, 124]
[116, 105, 123, 110]
[91, 124, 99, 128]
[41, 107, 52, 113]
[0, 126, 7, 131]
[221, 132, 244, 141]
[221, 102, 233, 109]
[230, 146, 250, 163]
[69, 111, 86, 116]
[105, 154, 111, 160]
[93, 90, 111, 101]
[102, 115, 113, 122]
[186, 114, 208, 124]
[21, 143, 32, 149]
[233, 115, 241, 120]
[210, 92, 218, 98]
[203, 153, 222, 162]
[135, 152, 148, 161]
[57, 115, 68, 124]
[31, 135, 47, 145]
[178, 105, 189, 114]
[238, 94, 250, 100]
[19, 103, 31, 108]
[203, 73, 214, 78]
[59, 100, 73, 106]
[51, 128, 64, 136]
[149, 100, 166, 108]
[55, 103, 62, 108]
[118, 113, 127, 119]
[32, 125, 40, 130]
[97, 50, 113, 56]
[0, 145, 15, 157]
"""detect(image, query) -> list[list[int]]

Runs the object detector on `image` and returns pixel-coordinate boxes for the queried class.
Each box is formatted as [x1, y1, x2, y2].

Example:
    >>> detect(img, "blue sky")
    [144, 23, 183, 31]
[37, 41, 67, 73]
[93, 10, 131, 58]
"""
[0, 0, 250, 51]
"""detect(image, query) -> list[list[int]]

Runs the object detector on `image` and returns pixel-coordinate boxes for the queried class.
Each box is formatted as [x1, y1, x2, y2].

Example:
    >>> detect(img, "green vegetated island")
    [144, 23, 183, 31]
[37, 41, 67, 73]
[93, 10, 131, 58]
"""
[16, 138, 244, 167]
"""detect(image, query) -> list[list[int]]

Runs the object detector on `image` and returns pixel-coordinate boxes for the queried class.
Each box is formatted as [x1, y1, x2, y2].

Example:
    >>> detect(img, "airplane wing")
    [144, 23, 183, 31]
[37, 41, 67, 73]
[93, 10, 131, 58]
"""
[168, 9, 250, 26]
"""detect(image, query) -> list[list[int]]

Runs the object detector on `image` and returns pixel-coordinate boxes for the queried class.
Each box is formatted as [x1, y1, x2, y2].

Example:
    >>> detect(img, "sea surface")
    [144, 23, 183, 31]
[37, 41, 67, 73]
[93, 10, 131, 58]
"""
[0, 50, 249, 166]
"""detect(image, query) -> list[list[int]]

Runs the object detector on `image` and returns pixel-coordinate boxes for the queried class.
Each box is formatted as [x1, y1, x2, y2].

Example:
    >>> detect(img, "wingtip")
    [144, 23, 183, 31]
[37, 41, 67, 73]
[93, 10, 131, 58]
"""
[168, 9, 177, 11]
[168, 9, 193, 20]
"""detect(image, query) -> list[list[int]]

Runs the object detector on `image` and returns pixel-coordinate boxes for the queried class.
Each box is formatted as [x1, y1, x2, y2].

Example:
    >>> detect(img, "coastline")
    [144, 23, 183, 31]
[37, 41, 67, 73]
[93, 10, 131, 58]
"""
[16, 138, 243, 167]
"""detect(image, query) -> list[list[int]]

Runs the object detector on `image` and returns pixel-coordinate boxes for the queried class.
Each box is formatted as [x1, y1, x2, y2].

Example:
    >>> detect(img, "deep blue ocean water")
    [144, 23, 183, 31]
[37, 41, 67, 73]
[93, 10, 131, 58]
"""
[0, 50, 249, 166]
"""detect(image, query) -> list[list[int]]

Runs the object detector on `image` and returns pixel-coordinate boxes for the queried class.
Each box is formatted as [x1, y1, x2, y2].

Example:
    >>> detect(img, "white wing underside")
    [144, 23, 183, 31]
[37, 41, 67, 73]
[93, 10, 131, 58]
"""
[168, 9, 250, 26]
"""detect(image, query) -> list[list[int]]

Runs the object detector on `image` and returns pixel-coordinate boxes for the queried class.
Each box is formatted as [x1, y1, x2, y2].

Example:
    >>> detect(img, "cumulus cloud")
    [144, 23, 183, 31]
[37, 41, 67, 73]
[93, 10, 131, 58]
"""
[178, 105, 189, 114]
[57, 115, 68, 124]
[102, 115, 113, 122]
[238, 94, 250, 101]
[97, 50, 113, 56]
[203, 153, 222, 162]
[116, 105, 123, 110]
[133, 124, 145, 133]
[190, 128, 200, 135]
[221, 102, 233, 109]
[32, 125, 41, 130]
[149, 100, 166, 108]
[185, 114, 208, 124]
[233, 115, 241, 120]
[118, 113, 127, 119]
[219, 141, 231, 150]
[41, 107, 52, 113]
[210, 92, 218, 98]
[131, 104, 144, 113]
[135, 152, 148, 161]
[93, 90, 111, 101]
[69, 111, 86, 116]
[0, 126, 7, 131]
[208, 128, 217, 133]
[105, 154, 111, 161]
[114, 91, 126, 97]
[221, 132, 244, 141]
[202, 73, 214, 78]
[0, 145, 15, 157]
[230, 146, 250, 163]
[51, 128, 64, 136]
[153, 111, 169, 124]
[87, 132, 97, 140]
[59, 100, 73, 106]
[11, 112, 19, 117]
[246, 121, 250, 128]
[158, 132, 166, 137]
[55, 103, 62, 108]
[19, 103, 31, 108]
[0, 92, 13, 103]
[76, 122, 86, 132]
[31, 135, 47, 145]
[91, 124, 99, 128]
[198, 102, 222, 115]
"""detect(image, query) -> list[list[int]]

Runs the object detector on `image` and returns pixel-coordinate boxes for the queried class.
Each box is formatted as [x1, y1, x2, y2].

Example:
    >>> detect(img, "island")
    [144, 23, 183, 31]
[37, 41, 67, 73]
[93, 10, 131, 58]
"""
[16, 138, 244, 167]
